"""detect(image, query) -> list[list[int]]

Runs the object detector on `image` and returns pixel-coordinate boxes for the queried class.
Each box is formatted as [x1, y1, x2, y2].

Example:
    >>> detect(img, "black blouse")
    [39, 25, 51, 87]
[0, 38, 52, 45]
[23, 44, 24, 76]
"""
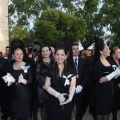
[47, 66, 75, 94]
[36, 59, 53, 87]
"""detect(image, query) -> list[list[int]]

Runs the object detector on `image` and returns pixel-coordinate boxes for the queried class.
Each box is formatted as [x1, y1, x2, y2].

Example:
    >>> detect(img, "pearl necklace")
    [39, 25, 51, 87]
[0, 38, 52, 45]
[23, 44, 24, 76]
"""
[44, 61, 50, 65]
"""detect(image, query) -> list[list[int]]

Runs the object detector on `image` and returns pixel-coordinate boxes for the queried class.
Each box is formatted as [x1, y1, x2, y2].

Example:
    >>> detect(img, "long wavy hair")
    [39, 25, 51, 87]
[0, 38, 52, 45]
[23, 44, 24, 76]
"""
[50, 47, 70, 75]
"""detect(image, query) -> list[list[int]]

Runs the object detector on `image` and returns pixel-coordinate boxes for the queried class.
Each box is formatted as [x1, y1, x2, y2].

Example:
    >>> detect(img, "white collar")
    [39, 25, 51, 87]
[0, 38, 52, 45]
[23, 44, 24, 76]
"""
[73, 56, 78, 60]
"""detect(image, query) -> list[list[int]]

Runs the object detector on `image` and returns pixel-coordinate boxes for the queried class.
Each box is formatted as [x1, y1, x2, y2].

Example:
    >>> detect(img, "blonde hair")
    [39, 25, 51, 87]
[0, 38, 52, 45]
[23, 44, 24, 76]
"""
[112, 47, 119, 54]
[81, 50, 91, 58]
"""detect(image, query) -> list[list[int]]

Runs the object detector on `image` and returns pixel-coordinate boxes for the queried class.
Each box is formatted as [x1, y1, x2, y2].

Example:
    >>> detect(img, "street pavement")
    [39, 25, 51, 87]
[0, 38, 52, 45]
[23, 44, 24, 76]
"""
[37, 107, 120, 120]
[1, 107, 120, 120]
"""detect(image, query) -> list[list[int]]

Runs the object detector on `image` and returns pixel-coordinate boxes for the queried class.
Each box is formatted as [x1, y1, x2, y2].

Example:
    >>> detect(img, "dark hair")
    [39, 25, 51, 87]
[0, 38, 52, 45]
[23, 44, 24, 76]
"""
[10, 39, 27, 59]
[0, 52, 2, 56]
[54, 47, 67, 55]
[10, 40, 25, 53]
[50, 47, 70, 75]
[72, 43, 78, 47]
[69, 43, 80, 58]
[94, 37, 105, 61]
[6, 46, 11, 49]
[39, 44, 53, 59]
[12, 47, 24, 54]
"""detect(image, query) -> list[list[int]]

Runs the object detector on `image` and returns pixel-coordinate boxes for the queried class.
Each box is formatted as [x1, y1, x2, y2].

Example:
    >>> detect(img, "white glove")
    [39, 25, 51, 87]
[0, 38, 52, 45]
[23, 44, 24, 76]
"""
[47, 87, 66, 105]
[18, 74, 24, 83]
[58, 93, 67, 105]
[62, 87, 75, 105]
[2, 73, 9, 83]
[114, 75, 119, 79]
[75, 85, 83, 93]
[106, 67, 120, 81]
[2, 73, 15, 86]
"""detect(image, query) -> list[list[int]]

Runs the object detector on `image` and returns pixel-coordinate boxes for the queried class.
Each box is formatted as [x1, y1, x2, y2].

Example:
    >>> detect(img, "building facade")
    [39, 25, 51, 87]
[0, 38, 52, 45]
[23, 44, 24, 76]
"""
[0, 0, 9, 52]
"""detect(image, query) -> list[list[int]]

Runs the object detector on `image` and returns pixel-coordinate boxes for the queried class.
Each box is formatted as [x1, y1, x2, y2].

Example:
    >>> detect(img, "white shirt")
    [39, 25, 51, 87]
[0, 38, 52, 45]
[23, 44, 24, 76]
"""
[73, 56, 78, 66]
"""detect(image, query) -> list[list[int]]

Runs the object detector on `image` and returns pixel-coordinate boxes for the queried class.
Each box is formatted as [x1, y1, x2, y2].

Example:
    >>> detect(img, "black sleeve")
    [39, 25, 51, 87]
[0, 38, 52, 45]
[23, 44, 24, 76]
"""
[46, 71, 52, 78]
[35, 62, 44, 87]
[93, 61, 102, 82]
[0, 58, 8, 87]
[81, 60, 88, 88]
[0, 58, 8, 73]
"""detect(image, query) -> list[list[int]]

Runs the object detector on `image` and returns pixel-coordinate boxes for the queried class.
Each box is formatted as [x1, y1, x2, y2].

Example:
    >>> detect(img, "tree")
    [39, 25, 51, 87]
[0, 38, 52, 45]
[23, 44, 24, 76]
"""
[9, 0, 120, 47]
[9, 24, 31, 45]
[98, 0, 120, 45]
[34, 9, 87, 46]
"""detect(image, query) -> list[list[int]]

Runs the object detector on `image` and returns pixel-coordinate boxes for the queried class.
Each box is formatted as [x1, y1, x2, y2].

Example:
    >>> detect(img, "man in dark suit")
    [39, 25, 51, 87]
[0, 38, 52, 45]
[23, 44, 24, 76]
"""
[0, 56, 8, 120]
[68, 43, 88, 120]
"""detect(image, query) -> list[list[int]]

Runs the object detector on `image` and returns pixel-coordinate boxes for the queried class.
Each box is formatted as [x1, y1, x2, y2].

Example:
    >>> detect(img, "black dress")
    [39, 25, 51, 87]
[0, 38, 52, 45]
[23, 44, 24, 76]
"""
[110, 59, 120, 110]
[46, 67, 75, 120]
[36, 59, 53, 107]
[0, 57, 8, 118]
[94, 59, 114, 115]
[8, 63, 33, 119]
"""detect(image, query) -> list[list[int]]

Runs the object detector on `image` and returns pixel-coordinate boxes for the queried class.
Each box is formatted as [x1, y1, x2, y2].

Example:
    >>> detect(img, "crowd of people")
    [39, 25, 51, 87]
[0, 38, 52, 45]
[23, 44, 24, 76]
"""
[0, 38, 120, 120]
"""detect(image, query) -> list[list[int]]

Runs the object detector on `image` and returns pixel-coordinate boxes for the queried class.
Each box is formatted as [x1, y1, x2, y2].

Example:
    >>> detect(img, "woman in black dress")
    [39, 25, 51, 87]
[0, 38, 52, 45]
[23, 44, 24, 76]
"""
[35, 45, 53, 120]
[110, 47, 120, 120]
[6, 47, 33, 120]
[93, 37, 120, 120]
[45, 47, 76, 120]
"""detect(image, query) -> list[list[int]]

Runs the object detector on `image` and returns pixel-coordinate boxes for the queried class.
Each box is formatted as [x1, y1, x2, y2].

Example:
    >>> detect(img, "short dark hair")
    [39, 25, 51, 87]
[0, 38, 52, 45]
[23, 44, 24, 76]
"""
[72, 43, 78, 47]
[6, 46, 10, 49]
[68, 43, 79, 58]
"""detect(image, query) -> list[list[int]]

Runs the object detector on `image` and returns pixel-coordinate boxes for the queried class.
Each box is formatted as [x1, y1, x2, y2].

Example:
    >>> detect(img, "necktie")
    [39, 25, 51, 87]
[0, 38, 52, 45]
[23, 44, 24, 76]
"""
[74, 59, 77, 67]
[74, 58, 79, 78]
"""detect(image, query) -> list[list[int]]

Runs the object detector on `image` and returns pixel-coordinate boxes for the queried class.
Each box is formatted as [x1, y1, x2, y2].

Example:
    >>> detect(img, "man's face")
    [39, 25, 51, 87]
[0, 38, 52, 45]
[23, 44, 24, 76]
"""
[72, 45, 79, 56]
[5, 47, 10, 56]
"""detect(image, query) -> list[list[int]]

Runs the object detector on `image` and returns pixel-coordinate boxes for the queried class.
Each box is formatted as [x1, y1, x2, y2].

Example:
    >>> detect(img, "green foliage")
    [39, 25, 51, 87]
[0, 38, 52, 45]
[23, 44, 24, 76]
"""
[9, 0, 120, 47]
[34, 20, 59, 45]
[96, 0, 120, 45]
[9, 24, 31, 45]
[41, 9, 59, 24]
[34, 9, 87, 45]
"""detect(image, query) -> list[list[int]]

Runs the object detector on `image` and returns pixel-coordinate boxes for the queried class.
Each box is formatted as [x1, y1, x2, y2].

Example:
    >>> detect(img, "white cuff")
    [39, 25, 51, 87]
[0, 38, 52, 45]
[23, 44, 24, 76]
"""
[76, 85, 83, 93]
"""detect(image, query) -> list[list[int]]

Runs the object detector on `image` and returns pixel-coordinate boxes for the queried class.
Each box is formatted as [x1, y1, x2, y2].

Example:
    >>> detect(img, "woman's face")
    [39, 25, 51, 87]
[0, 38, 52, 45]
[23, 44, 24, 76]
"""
[13, 48, 24, 62]
[113, 48, 120, 60]
[102, 44, 111, 57]
[54, 49, 67, 64]
[41, 47, 51, 58]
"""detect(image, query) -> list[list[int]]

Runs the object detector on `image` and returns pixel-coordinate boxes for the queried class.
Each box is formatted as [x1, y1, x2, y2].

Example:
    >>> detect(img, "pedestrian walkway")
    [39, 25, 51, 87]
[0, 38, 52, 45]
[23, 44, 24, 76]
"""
[72, 107, 120, 120]
[37, 107, 120, 120]
[1, 108, 120, 120]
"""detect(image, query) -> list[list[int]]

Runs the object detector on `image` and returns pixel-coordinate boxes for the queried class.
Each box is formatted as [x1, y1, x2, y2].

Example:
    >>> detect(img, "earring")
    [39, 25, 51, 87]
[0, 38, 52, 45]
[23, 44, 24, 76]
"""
[64, 59, 67, 64]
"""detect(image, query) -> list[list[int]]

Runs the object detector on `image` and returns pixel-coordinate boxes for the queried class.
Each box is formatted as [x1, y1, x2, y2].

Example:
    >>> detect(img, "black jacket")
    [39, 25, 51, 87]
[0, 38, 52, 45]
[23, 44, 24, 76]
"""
[67, 57, 88, 88]
[0, 57, 8, 88]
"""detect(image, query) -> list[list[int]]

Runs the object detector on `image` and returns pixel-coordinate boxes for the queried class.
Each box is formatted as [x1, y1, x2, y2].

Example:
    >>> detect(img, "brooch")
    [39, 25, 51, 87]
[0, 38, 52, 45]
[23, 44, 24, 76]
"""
[21, 66, 30, 73]
[112, 65, 117, 70]
[63, 74, 73, 86]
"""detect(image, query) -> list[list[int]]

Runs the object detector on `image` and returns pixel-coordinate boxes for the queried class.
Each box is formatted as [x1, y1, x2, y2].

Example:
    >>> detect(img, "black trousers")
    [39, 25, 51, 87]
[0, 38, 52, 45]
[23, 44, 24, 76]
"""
[1, 87, 9, 120]
[72, 91, 84, 120]
[82, 86, 96, 117]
